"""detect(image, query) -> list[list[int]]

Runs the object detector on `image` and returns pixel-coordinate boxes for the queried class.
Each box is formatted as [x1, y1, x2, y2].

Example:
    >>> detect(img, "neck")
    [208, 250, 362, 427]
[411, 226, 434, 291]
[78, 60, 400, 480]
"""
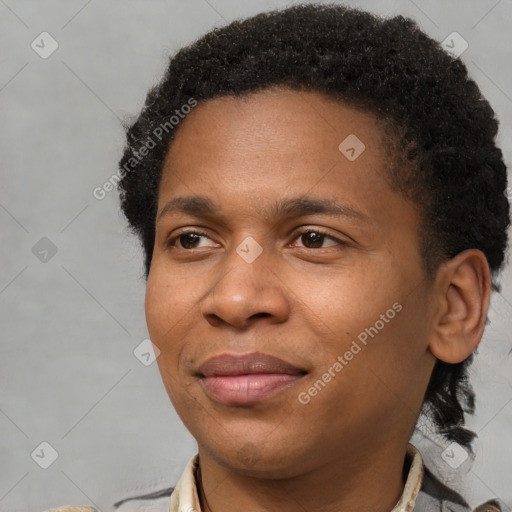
[195, 441, 410, 512]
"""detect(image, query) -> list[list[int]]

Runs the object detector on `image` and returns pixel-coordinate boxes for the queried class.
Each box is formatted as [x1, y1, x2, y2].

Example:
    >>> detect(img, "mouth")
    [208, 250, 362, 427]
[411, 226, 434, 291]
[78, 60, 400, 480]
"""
[197, 352, 307, 405]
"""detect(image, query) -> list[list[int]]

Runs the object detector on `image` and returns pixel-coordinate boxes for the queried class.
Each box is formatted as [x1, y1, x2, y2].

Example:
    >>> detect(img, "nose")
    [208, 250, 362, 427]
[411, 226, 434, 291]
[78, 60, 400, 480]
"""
[200, 240, 290, 330]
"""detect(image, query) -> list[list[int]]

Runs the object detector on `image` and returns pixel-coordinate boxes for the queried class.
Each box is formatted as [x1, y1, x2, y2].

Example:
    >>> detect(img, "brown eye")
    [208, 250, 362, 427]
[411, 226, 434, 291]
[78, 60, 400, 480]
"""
[291, 229, 344, 249]
[301, 231, 324, 248]
[177, 233, 202, 249]
[167, 230, 214, 249]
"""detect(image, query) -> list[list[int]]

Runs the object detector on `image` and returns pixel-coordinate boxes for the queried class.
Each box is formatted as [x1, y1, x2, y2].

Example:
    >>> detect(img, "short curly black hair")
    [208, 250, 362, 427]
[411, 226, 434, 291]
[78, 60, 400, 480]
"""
[118, 3, 510, 452]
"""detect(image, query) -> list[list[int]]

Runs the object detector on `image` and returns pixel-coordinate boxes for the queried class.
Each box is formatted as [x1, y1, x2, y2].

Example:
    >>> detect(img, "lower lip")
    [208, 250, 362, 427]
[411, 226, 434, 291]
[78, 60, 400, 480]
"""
[201, 374, 304, 405]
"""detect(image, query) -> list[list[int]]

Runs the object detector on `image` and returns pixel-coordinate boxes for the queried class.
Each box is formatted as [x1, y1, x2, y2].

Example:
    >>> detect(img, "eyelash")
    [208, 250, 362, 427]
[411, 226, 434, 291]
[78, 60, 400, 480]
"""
[166, 228, 345, 250]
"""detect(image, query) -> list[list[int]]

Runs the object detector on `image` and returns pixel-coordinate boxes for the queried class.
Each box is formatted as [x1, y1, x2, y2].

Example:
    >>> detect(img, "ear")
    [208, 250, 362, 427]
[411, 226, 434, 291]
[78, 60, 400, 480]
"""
[428, 249, 491, 364]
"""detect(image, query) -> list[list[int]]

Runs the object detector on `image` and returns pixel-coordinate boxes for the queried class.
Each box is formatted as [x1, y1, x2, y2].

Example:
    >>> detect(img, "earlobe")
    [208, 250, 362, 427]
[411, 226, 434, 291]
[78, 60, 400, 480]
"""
[428, 249, 491, 364]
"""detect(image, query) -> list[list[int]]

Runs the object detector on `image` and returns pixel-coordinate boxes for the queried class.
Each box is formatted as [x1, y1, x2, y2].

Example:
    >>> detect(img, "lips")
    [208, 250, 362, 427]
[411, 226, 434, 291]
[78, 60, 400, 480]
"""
[198, 352, 306, 377]
[197, 352, 307, 405]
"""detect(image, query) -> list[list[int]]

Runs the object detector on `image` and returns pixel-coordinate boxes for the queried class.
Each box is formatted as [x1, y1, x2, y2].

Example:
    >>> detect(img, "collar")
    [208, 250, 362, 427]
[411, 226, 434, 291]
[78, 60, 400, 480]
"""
[169, 443, 424, 512]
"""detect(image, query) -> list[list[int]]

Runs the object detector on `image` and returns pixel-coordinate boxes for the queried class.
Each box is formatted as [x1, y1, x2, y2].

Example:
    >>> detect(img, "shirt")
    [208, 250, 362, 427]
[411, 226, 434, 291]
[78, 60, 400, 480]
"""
[166, 445, 425, 512]
[44, 443, 503, 512]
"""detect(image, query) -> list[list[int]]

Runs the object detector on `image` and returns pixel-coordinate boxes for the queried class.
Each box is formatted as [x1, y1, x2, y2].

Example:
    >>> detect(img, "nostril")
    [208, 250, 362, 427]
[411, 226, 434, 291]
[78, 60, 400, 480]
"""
[251, 312, 271, 319]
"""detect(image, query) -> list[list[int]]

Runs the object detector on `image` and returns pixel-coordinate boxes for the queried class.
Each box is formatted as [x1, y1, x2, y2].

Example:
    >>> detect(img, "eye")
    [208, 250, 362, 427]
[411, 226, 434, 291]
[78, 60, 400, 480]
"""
[166, 227, 345, 251]
[290, 228, 345, 249]
[167, 229, 217, 250]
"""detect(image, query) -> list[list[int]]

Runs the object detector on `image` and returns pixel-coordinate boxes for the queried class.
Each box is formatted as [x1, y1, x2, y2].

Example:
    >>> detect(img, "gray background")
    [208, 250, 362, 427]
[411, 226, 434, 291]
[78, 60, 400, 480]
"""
[1, 1, 511, 511]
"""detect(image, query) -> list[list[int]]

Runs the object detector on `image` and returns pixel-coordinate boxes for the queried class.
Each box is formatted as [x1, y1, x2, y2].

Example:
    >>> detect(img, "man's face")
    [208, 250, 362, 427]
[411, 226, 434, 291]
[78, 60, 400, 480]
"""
[146, 88, 437, 477]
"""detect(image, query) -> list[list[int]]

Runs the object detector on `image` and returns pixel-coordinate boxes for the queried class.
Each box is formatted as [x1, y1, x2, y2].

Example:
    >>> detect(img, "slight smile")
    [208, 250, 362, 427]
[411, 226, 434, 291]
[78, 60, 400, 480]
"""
[197, 352, 308, 405]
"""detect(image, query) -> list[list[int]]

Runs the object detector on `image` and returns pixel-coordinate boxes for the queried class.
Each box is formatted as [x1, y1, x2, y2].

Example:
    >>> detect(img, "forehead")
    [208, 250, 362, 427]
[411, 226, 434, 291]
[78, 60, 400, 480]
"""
[160, 88, 391, 196]
[167, 88, 384, 149]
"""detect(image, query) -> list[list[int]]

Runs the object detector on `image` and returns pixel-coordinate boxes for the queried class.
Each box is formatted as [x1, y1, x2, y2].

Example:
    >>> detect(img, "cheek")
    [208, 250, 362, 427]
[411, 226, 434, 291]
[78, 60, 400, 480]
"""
[145, 280, 189, 409]
[298, 321, 417, 436]
[144, 279, 165, 340]
[145, 268, 189, 334]
[297, 270, 426, 398]
[144, 276, 186, 369]
[295, 264, 394, 336]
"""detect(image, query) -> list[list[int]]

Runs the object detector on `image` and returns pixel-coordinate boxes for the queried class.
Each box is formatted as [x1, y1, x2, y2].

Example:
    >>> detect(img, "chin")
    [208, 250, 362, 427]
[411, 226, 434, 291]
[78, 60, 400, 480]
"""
[204, 438, 316, 479]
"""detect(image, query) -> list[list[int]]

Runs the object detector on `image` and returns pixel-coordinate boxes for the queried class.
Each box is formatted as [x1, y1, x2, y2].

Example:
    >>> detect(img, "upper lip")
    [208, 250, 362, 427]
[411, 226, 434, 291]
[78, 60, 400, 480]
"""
[198, 352, 307, 377]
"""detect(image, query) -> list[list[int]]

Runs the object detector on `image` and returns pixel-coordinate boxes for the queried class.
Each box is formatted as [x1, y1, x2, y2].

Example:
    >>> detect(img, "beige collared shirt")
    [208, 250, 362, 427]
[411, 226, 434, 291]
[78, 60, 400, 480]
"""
[168, 443, 424, 512]
[44, 444, 423, 512]
[45, 443, 502, 512]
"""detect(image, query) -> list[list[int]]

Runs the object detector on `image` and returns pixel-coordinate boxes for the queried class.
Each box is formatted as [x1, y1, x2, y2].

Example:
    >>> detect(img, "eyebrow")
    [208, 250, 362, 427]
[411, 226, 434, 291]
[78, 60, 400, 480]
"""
[157, 195, 368, 223]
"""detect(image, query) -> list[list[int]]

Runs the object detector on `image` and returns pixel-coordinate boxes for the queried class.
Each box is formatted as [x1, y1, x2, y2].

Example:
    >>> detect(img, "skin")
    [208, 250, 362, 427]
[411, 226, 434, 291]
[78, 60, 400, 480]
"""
[145, 87, 491, 512]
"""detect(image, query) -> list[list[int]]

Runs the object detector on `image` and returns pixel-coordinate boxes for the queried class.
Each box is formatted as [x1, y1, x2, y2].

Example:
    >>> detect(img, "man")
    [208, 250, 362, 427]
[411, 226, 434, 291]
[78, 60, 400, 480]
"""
[46, 3, 509, 511]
